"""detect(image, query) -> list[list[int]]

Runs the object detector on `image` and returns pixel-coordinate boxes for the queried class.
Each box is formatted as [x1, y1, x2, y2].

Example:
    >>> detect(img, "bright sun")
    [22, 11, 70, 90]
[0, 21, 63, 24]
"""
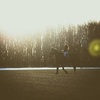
[0, 0, 100, 37]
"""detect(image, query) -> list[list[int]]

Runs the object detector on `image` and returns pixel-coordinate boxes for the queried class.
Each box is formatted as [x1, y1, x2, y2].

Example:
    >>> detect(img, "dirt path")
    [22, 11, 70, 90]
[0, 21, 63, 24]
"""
[0, 69, 100, 100]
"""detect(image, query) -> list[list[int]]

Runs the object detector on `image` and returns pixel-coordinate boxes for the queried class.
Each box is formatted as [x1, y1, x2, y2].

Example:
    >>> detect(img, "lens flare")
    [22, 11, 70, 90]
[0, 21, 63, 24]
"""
[88, 39, 100, 57]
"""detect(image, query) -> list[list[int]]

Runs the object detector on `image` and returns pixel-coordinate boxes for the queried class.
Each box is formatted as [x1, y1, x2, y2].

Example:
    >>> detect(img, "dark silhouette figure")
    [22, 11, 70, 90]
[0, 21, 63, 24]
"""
[63, 44, 70, 61]
[64, 44, 69, 52]
[49, 47, 79, 74]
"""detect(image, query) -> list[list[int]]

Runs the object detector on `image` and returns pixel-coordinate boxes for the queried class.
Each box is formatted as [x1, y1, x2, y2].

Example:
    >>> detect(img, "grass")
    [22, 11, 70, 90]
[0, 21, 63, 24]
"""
[0, 69, 100, 100]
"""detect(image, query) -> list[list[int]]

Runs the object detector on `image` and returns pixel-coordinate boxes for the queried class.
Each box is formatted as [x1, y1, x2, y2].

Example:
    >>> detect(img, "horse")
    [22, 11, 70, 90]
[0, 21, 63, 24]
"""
[49, 47, 79, 74]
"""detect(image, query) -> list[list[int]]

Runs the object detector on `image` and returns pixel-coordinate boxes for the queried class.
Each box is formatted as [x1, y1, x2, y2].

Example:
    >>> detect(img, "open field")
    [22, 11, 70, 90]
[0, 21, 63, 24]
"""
[0, 69, 100, 100]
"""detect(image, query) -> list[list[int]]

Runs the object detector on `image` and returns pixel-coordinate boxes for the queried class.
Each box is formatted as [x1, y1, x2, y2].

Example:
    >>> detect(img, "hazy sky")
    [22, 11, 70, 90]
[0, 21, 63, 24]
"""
[0, 0, 100, 36]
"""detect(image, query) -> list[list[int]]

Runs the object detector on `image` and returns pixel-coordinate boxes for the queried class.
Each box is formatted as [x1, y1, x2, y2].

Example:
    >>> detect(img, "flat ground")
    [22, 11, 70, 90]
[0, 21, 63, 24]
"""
[0, 69, 100, 100]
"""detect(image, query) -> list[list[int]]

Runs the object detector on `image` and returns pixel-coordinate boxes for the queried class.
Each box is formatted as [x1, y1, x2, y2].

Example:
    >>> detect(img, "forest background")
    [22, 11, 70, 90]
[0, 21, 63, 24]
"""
[0, 21, 100, 67]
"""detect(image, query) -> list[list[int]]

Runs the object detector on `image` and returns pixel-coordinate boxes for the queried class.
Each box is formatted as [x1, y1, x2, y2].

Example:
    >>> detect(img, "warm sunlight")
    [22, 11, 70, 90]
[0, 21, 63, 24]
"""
[0, 0, 100, 36]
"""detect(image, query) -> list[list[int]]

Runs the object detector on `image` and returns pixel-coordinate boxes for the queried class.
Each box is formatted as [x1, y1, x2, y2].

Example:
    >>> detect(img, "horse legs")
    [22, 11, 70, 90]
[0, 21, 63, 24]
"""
[56, 64, 59, 74]
[56, 64, 68, 74]
[62, 65, 68, 74]
[73, 65, 76, 74]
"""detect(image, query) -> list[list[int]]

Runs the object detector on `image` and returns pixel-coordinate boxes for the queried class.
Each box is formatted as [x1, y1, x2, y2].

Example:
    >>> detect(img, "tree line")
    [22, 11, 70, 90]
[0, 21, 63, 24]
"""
[0, 21, 100, 67]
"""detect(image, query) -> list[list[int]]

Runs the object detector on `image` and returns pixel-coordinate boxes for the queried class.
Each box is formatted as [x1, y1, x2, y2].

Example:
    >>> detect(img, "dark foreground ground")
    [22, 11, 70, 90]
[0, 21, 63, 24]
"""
[0, 69, 100, 100]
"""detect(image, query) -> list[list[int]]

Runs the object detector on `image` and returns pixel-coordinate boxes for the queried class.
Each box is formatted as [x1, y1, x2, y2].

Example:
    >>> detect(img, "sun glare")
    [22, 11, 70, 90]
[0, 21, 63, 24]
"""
[94, 44, 100, 52]
[88, 40, 100, 57]
[0, 0, 100, 37]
